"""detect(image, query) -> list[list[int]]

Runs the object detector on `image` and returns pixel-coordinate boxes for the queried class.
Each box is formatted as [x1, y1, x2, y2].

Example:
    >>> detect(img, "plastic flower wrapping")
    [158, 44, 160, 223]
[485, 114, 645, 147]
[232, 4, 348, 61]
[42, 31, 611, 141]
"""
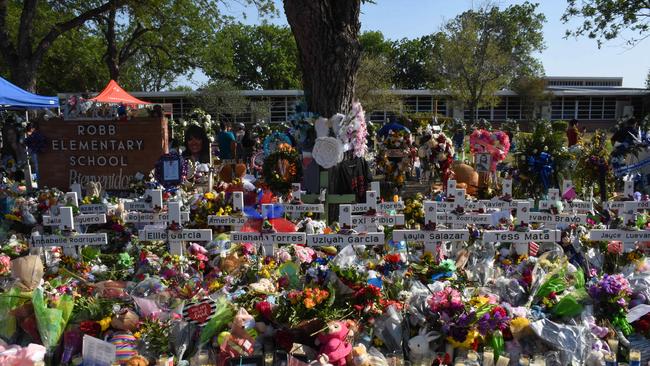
[4, 112, 650, 366]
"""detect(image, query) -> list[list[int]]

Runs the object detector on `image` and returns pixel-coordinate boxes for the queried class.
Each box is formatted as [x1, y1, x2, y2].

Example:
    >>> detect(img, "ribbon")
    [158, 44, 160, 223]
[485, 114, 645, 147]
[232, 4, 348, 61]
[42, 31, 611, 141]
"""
[527, 152, 554, 192]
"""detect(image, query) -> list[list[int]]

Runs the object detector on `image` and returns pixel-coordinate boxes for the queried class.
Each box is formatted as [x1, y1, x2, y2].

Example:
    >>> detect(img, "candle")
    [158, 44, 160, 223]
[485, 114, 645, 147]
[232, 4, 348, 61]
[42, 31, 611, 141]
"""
[607, 338, 619, 355]
[604, 352, 617, 366]
[519, 356, 530, 366]
[483, 348, 495, 366]
[630, 349, 641, 366]
[496, 356, 510, 366]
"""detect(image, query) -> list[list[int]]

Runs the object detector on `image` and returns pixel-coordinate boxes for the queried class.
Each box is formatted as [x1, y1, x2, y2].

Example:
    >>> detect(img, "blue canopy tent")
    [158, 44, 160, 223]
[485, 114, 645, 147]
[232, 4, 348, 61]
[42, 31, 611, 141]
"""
[0, 77, 59, 109]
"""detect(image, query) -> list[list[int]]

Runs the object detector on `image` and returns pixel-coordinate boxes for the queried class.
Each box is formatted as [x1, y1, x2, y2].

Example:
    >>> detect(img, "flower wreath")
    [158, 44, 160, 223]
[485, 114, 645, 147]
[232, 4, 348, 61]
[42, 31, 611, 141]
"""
[154, 152, 188, 189]
[263, 132, 293, 158]
[262, 143, 302, 194]
[422, 132, 455, 186]
[376, 129, 413, 187]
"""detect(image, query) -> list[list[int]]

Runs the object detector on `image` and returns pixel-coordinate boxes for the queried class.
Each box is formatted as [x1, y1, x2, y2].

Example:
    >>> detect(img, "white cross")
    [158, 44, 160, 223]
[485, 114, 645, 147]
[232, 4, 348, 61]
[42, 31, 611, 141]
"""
[124, 190, 191, 225]
[624, 179, 635, 198]
[32, 206, 107, 257]
[138, 201, 212, 256]
[547, 188, 560, 201]
[338, 204, 404, 232]
[70, 183, 83, 201]
[502, 179, 512, 196]
[349, 191, 379, 213]
[43, 192, 107, 234]
[589, 229, 650, 252]
[207, 191, 247, 229]
[306, 232, 385, 247]
[281, 184, 325, 216]
[124, 189, 163, 212]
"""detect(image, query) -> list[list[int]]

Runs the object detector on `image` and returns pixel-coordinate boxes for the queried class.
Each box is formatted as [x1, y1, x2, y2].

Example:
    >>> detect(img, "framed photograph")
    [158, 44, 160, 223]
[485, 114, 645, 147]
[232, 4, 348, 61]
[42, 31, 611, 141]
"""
[476, 153, 491, 173]
[154, 152, 187, 188]
[163, 159, 180, 181]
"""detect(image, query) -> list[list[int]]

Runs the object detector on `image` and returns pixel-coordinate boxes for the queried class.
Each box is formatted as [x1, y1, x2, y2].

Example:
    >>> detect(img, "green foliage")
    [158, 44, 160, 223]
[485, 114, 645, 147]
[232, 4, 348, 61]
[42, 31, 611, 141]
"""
[194, 80, 250, 121]
[562, 0, 650, 48]
[359, 30, 393, 57]
[513, 120, 572, 199]
[436, 2, 546, 120]
[573, 130, 616, 201]
[391, 34, 441, 89]
[551, 120, 569, 133]
[355, 54, 402, 113]
[512, 76, 553, 120]
[203, 22, 301, 90]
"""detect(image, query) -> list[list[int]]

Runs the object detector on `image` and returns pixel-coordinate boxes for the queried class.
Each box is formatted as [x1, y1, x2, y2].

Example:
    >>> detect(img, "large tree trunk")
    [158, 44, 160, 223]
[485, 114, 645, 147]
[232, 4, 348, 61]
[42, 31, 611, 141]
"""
[103, 6, 121, 81]
[283, 0, 361, 116]
[8, 60, 38, 91]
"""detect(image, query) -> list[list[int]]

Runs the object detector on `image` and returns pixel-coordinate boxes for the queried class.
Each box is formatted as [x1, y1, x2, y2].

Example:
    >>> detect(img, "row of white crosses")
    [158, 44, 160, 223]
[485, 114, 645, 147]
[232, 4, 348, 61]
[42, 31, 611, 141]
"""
[537, 180, 594, 213]
[129, 189, 212, 256]
[31, 191, 108, 257]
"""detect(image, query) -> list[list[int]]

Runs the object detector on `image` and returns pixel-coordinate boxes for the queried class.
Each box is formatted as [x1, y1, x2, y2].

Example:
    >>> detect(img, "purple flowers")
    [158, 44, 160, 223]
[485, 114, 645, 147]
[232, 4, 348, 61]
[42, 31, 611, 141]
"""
[588, 274, 632, 299]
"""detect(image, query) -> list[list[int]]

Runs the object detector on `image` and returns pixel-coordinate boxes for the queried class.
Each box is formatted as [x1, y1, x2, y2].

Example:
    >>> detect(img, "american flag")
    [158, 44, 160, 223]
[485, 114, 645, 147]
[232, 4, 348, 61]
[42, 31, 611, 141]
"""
[529, 241, 540, 257]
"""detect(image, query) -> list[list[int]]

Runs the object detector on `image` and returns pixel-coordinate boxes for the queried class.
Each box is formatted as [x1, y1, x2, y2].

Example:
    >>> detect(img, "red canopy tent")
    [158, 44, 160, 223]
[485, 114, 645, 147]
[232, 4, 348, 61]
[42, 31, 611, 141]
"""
[91, 80, 152, 105]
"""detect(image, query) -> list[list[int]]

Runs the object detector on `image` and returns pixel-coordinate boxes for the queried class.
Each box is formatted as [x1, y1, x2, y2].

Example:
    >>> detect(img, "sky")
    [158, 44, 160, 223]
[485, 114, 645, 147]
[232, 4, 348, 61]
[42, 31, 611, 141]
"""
[191, 0, 650, 88]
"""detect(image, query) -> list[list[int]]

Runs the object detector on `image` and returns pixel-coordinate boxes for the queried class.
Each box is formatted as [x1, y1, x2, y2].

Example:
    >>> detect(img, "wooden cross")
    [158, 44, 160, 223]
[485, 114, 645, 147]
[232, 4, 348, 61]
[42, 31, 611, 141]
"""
[43, 192, 107, 231]
[281, 183, 325, 218]
[32, 205, 108, 257]
[482, 229, 562, 255]
[207, 191, 247, 229]
[301, 171, 357, 223]
[305, 232, 385, 247]
[124, 189, 190, 225]
[124, 189, 163, 213]
[338, 203, 404, 232]
[538, 179, 593, 213]
[589, 224, 650, 252]
[138, 201, 212, 256]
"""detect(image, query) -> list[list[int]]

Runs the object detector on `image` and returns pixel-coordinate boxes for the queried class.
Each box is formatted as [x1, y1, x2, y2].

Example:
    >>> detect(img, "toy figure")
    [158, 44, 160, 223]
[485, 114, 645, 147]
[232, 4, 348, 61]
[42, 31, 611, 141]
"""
[315, 321, 353, 366]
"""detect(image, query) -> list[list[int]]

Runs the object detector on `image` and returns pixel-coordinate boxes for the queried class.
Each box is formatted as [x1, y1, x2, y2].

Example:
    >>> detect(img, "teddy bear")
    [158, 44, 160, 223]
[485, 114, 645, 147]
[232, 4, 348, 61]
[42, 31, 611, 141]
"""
[315, 321, 353, 366]
[351, 344, 371, 366]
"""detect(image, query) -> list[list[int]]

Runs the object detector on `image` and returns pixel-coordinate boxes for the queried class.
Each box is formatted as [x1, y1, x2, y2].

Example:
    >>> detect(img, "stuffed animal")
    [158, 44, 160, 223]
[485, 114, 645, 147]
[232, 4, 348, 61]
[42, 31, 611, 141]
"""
[125, 355, 149, 366]
[310, 354, 334, 366]
[85, 181, 103, 198]
[407, 328, 439, 361]
[351, 344, 371, 366]
[315, 321, 353, 366]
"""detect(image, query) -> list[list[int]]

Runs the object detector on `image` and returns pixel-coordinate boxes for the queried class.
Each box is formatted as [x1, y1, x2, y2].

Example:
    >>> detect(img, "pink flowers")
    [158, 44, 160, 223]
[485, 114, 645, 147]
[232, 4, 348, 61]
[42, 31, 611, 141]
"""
[469, 129, 511, 172]
[0, 255, 10, 276]
[428, 287, 464, 314]
[295, 246, 315, 264]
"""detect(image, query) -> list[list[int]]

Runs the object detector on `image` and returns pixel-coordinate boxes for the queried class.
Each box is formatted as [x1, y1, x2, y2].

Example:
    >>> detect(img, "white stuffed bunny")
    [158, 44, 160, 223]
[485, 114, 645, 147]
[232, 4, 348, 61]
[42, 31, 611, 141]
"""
[408, 328, 439, 360]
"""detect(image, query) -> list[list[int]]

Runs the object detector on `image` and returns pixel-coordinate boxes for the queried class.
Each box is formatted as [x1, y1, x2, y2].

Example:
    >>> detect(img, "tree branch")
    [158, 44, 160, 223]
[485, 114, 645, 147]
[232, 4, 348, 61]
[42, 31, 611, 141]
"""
[33, 0, 124, 63]
[118, 22, 150, 64]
